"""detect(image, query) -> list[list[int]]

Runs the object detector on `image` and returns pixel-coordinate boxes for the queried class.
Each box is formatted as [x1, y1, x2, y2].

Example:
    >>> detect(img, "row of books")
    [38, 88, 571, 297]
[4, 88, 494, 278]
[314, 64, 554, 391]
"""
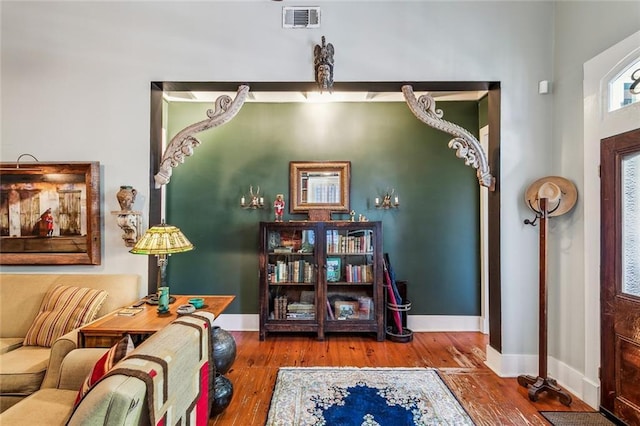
[344, 264, 374, 283]
[268, 260, 315, 284]
[272, 296, 316, 320]
[326, 230, 373, 254]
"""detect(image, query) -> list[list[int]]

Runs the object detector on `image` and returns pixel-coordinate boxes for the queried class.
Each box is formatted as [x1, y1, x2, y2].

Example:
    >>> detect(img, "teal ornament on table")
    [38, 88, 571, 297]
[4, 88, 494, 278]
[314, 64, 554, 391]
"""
[188, 297, 204, 309]
[157, 286, 170, 314]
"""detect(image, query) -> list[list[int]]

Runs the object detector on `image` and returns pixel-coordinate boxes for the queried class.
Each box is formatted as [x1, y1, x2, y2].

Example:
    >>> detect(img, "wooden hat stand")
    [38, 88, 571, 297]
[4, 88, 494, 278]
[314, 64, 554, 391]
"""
[517, 191, 575, 407]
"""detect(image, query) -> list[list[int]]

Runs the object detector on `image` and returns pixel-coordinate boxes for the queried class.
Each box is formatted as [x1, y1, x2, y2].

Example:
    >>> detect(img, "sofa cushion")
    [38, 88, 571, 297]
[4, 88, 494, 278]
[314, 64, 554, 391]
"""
[0, 388, 78, 425]
[0, 338, 23, 355]
[68, 375, 149, 426]
[75, 334, 134, 404]
[23, 285, 108, 347]
[0, 346, 50, 395]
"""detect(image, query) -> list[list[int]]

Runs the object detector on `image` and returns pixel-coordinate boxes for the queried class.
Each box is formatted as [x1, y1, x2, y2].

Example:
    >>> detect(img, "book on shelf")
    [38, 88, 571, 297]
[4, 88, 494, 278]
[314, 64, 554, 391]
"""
[358, 296, 373, 319]
[326, 257, 341, 282]
[273, 296, 288, 319]
[287, 302, 315, 320]
[273, 247, 293, 253]
[286, 312, 315, 320]
[326, 298, 335, 320]
[117, 307, 143, 316]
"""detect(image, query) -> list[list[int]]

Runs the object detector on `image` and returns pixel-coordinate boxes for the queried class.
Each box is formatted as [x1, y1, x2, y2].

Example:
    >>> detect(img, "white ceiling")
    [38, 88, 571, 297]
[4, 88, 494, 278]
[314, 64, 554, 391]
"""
[164, 90, 487, 103]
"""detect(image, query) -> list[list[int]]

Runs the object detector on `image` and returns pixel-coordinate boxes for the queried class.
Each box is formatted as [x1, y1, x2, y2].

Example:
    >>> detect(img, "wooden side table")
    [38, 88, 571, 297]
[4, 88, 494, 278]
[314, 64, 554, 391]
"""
[79, 295, 235, 348]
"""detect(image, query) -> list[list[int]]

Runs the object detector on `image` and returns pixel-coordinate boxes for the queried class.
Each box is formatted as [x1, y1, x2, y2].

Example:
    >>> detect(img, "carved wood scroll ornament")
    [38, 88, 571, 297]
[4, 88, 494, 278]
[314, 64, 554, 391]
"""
[154, 85, 250, 188]
[402, 85, 495, 191]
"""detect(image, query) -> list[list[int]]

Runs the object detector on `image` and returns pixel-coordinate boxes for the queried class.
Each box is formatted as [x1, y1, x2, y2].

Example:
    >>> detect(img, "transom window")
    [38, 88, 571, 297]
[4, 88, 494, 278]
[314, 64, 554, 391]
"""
[608, 57, 640, 112]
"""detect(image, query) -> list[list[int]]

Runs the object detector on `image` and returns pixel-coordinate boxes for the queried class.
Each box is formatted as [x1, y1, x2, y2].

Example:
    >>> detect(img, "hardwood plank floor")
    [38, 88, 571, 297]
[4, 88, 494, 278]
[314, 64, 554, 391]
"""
[209, 331, 594, 425]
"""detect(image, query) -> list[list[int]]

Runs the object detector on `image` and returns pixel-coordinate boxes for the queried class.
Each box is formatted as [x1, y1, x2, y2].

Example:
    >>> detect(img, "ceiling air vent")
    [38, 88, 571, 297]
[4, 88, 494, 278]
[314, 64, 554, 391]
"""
[282, 7, 320, 29]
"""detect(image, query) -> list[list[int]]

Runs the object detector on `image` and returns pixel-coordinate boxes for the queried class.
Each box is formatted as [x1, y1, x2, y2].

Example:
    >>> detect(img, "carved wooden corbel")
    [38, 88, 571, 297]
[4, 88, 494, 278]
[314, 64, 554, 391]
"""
[154, 85, 250, 188]
[402, 85, 495, 191]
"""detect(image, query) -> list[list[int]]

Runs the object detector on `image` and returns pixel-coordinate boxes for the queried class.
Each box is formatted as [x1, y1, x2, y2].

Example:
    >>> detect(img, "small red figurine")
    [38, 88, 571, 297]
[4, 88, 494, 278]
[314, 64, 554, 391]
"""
[274, 194, 285, 222]
[39, 208, 54, 237]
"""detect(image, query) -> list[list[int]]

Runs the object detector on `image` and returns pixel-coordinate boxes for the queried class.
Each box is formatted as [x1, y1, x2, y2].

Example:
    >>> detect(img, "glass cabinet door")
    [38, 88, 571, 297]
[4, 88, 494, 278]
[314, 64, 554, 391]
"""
[324, 225, 377, 323]
[266, 227, 317, 320]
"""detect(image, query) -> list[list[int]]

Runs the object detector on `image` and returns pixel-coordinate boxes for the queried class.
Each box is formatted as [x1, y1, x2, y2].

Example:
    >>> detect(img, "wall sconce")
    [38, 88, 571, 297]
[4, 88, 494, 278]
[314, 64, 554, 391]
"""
[112, 186, 143, 247]
[240, 185, 265, 209]
[314, 36, 334, 93]
[374, 189, 400, 209]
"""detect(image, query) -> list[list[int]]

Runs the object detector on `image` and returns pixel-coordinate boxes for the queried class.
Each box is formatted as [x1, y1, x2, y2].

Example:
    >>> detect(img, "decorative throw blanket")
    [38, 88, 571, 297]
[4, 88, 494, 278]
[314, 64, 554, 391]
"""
[104, 312, 215, 425]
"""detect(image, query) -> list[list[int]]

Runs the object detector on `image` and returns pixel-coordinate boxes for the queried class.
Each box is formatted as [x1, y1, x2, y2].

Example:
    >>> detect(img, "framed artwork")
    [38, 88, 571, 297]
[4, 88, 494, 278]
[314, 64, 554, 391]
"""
[326, 257, 341, 282]
[0, 162, 101, 265]
[335, 301, 359, 320]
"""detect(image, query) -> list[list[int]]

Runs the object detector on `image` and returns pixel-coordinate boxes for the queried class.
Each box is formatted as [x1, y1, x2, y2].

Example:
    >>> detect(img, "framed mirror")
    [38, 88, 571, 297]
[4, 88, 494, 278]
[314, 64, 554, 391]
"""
[290, 161, 351, 219]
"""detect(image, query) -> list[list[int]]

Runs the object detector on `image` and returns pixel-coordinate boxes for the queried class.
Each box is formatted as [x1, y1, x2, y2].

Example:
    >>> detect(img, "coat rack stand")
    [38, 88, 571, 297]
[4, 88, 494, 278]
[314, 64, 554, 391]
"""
[517, 198, 572, 406]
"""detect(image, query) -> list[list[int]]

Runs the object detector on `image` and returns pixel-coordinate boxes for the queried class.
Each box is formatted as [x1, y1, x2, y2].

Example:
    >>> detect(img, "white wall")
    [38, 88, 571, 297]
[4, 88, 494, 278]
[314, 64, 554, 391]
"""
[551, 2, 640, 406]
[1, 0, 637, 403]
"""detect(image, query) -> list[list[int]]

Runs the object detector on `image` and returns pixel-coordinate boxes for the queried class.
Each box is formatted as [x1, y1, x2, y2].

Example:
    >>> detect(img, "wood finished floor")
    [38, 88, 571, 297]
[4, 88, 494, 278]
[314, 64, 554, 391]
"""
[209, 331, 594, 425]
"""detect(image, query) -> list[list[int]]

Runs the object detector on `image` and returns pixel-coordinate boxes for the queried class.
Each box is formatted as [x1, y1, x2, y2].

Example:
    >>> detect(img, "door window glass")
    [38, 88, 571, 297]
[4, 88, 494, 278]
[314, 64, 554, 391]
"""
[622, 151, 640, 297]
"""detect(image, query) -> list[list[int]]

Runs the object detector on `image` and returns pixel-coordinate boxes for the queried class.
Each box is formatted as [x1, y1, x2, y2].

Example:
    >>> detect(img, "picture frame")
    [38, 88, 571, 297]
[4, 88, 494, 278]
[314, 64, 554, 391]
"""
[289, 161, 350, 219]
[0, 162, 101, 265]
[326, 257, 341, 282]
[335, 300, 359, 320]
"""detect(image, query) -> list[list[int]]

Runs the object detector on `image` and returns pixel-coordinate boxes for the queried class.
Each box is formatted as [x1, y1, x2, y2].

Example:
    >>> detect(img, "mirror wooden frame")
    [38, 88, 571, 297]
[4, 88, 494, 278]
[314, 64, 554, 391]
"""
[289, 161, 351, 219]
[0, 161, 101, 265]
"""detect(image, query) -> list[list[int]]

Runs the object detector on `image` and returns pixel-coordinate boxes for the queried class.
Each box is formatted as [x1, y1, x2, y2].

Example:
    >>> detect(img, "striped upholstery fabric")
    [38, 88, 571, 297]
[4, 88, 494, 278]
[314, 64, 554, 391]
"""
[23, 286, 108, 347]
[75, 334, 134, 404]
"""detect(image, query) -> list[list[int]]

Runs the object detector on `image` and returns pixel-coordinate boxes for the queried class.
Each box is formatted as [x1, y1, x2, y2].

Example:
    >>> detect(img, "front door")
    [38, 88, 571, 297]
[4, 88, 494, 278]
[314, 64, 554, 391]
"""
[601, 127, 640, 424]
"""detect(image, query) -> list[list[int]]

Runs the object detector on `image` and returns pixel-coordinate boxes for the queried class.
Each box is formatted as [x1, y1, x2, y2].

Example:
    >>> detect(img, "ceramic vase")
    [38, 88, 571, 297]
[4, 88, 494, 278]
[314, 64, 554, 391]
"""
[116, 186, 137, 211]
[211, 326, 236, 375]
[157, 286, 170, 314]
[211, 373, 233, 415]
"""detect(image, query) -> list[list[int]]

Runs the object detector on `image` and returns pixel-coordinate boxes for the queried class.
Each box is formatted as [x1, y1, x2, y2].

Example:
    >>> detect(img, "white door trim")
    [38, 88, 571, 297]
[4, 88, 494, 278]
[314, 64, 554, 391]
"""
[479, 125, 490, 334]
[583, 29, 640, 409]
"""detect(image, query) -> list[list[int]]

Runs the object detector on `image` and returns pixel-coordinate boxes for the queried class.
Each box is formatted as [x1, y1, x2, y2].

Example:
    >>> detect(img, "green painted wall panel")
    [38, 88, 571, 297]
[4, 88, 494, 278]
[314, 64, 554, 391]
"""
[166, 101, 480, 316]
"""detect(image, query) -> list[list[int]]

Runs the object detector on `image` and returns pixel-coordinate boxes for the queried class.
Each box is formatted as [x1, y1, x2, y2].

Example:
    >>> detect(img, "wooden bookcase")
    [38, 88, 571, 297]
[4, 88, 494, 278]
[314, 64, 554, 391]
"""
[258, 221, 384, 341]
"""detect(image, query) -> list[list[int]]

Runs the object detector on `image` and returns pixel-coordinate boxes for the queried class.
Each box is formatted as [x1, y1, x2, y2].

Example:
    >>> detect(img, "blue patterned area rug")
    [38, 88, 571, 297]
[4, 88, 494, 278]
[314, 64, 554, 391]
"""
[266, 367, 475, 426]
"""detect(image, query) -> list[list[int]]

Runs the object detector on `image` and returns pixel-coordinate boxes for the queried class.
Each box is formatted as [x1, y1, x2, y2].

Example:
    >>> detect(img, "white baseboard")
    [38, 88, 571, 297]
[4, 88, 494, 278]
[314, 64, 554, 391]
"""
[484, 344, 538, 377]
[581, 376, 600, 409]
[214, 314, 258, 331]
[216, 314, 484, 333]
[407, 315, 483, 332]
[484, 345, 599, 409]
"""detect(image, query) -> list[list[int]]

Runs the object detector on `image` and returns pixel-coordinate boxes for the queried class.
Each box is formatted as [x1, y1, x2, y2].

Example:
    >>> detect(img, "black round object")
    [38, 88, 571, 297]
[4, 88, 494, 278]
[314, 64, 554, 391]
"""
[211, 373, 234, 415]
[212, 326, 237, 375]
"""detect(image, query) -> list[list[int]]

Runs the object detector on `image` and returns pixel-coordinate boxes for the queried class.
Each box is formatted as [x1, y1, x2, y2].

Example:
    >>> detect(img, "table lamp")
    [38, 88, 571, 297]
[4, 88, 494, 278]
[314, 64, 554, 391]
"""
[130, 220, 194, 308]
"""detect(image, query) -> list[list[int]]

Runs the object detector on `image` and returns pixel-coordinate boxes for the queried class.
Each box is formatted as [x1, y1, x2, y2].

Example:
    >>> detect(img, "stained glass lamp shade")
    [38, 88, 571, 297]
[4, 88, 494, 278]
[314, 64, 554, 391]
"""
[130, 221, 194, 303]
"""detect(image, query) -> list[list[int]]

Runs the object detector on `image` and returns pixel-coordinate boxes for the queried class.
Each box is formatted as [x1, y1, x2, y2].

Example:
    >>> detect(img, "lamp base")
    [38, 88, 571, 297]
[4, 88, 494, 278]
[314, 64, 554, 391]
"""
[145, 294, 176, 305]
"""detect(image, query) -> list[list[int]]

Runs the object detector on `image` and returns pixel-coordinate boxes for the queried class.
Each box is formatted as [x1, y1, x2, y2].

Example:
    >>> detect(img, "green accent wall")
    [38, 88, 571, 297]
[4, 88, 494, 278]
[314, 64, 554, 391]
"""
[166, 101, 480, 316]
